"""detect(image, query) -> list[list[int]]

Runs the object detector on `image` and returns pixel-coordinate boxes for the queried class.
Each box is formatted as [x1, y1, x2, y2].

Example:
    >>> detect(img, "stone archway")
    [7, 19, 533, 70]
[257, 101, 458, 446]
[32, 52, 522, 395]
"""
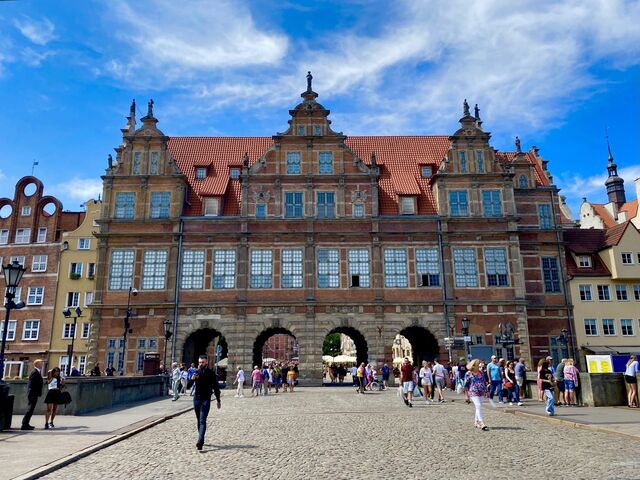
[182, 328, 227, 367]
[252, 327, 297, 368]
[398, 325, 440, 365]
[325, 326, 369, 366]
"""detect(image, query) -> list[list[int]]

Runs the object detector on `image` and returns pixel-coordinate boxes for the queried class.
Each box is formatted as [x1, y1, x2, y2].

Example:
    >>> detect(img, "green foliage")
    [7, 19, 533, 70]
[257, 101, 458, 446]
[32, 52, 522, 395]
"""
[323, 332, 341, 356]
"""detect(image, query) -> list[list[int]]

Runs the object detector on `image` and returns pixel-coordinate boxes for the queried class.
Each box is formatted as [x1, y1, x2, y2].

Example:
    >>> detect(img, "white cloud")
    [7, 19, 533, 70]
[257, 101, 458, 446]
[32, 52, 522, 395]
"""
[21, 47, 55, 67]
[49, 178, 103, 204]
[14, 17, 56, 46]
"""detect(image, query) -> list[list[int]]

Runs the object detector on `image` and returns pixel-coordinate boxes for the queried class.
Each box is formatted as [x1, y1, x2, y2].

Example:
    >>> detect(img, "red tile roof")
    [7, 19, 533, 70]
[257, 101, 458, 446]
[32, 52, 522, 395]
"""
[620, 199, 638, 219]
[496, 151, 550, 187]
[167, 136, 548, 217]
[604, 221, 632, 247]
[590, 204, 617, 228]
[563, 228, 610, 277]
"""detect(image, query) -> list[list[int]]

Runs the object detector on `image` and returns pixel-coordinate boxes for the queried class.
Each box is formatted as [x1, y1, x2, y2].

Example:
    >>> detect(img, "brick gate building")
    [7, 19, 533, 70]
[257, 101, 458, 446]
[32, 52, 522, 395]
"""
[88, 76, 575, 384]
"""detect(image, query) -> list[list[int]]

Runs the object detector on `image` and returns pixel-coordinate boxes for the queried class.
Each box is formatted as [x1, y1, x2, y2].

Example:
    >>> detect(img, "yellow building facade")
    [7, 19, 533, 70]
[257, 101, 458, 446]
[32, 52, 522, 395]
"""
[49, 200, 101, 374]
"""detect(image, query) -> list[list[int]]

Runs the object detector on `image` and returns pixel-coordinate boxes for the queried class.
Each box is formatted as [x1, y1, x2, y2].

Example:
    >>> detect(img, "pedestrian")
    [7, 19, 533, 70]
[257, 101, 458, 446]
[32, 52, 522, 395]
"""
[400, 357, 414, 407]
[381, 363, 390, 390]
[44, 367, 64, 429]
[273, 364, 282, 393]
[105, 363, 114, 376]
[356, 362, 365, 394]
[187, 363, 197, 395]
[191, 355, 221, 450]
[464, 359, 488, 430]
[180, 364, 189, 395]
[171, 362, 181, 401]
[563, 359, 579, 406]
[365, 363, 373, 390]
[351, 364, 358, 388]
[282, 363, 290, 393]
[91, 363, 101, 376]
[287, 364, 296, 392]
[554, 359, 566, 406]
[432, 358, 447, 403]
[539, 360, 555, 416]
[234, 366, 245, 397]
[514, 358, 526, 402]
[536, 358, 545, 402]
[262, 365, 270, 395]
[251, 366, 262, 396]
[70, 365, 81, 377]
[419, 361, 433, 404]
[504, 360, 522, 406]
[624, 355, 639, 408]
[487, 355, 503, 404]
[21, 359, 44, 430]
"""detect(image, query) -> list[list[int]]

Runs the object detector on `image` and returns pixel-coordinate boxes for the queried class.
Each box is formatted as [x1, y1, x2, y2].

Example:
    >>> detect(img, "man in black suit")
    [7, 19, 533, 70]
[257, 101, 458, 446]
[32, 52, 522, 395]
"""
[192, 355, 221, 450]
[21, 359, 44, 430]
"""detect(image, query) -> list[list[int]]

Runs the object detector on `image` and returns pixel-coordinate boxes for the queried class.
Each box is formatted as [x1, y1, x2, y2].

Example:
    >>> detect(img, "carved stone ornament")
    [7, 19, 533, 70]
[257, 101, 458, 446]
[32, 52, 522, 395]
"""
[351, 190, 368, 202]
[260, 306, 293, 314]
[188, 306, 225, 315]
[327, 305, 360, 314]
[252, 190, 271, 203]
[199, 320, 209, 329]
[397, 305, 430, 313]
[355, 159, 369, 173]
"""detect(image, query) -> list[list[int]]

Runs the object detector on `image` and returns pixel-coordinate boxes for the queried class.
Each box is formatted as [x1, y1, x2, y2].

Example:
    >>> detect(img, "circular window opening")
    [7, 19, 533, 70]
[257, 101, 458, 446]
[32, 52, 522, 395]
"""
[42, 202, 57, 216]
[0, 204, 12, 219]
[24, 182, 37, 197]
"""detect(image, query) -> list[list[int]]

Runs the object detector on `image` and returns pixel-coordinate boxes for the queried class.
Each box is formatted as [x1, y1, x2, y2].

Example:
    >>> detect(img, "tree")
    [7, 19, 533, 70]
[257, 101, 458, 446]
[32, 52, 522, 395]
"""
[323, 332, 341, 357]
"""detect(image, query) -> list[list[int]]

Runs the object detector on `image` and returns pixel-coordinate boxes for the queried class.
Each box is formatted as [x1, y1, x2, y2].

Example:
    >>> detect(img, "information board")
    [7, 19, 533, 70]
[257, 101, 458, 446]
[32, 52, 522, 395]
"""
[585, 354, 613, 373]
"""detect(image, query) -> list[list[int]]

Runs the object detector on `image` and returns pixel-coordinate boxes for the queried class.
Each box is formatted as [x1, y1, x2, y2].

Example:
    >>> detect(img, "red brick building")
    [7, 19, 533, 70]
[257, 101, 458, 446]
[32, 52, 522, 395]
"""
[89, 78, 575, 384]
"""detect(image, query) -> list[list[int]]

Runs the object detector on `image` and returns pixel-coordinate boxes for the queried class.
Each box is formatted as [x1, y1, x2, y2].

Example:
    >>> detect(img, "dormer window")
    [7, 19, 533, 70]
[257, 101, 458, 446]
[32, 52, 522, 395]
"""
[204, 198, 220, 216]
[313, 125, 322, 136]
[476, 150, 484, 173]
[459, 151, 467, 172]
[400, 196, 416, 215]
[518, 175, 528, 188]
[230, 168, 240, 179]
[578, 255, 592, 268]
[150, 152, 158, 174]
[133, 152, 141, 175]
[421, 166, 432, 178]
[297, 125, 306, 136]
[196, 168, 207, 180]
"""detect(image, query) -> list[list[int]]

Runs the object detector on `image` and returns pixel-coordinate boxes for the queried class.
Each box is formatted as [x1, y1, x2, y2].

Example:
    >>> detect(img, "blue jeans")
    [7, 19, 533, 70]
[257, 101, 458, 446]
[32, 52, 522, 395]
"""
[193, 396, 211, 445]
[544, 389, 555, 415]
[489, 380, 503, 401]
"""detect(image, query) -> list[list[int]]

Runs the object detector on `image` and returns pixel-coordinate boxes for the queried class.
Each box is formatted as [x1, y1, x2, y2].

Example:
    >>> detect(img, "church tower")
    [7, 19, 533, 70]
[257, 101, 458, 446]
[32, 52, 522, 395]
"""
[604, 136, 626, 208]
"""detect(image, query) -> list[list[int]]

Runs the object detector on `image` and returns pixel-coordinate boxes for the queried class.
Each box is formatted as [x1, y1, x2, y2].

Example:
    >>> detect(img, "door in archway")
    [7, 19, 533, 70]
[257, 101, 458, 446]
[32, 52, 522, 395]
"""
[322, 327, 368, 385]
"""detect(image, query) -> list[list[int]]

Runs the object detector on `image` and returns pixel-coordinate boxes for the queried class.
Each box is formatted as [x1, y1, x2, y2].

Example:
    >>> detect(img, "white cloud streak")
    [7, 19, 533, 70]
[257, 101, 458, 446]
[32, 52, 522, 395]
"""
[13, 17, 56, 46]
[49, 178, 103, 204]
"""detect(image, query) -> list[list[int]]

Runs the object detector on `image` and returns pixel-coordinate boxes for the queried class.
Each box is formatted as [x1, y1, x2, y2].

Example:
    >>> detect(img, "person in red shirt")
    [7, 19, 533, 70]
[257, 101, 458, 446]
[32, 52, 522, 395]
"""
[400, 357, 415, 407]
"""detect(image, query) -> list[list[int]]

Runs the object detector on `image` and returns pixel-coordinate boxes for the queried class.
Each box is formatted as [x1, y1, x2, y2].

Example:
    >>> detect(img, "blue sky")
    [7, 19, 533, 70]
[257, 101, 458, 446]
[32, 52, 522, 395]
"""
[0, 0, 639, 218]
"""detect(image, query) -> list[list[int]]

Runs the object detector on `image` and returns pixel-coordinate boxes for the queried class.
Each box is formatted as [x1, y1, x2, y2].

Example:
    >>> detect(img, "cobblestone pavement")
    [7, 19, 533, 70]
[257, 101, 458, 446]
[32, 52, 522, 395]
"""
[41, 388, 639, 480]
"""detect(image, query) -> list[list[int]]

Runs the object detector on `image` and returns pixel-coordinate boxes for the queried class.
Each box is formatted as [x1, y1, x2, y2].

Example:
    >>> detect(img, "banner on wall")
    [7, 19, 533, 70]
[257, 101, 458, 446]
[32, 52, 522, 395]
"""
[585, 355, 613, 373]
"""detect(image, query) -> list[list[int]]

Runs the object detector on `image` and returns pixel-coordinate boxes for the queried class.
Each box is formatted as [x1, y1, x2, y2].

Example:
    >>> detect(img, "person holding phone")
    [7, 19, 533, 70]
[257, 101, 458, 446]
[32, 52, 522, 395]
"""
[192, 355, 221, 451]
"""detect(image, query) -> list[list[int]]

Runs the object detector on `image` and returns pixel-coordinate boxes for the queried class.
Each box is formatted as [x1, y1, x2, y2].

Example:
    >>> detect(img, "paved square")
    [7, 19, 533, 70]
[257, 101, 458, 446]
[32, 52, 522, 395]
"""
[41, 388, 639, 479]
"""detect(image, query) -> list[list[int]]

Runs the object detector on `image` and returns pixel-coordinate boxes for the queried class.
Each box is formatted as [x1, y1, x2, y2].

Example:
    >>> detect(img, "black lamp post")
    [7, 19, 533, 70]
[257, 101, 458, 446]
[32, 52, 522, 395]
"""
[162, 319, 172, 374]
[1, 260, 26, 383]
[62, 306, 82, 376]
[121, 286, 137, 375]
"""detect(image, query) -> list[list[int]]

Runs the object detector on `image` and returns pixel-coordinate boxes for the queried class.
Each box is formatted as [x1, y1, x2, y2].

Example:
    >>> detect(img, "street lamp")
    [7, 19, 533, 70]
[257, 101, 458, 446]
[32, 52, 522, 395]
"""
[121, 286, 137, 375]
[1, 260, 26, 382]
[162, 319, 172, 374]
[62, 307, 82, 376]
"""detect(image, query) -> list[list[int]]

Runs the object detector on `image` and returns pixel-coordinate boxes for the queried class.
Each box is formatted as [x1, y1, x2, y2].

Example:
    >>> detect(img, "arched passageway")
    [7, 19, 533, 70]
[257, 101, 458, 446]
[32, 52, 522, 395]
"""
[182, 328, 227, 366]
[322, 327, 369, 385]
[398, 326, 440, 366]
[253, 328, 298, 368]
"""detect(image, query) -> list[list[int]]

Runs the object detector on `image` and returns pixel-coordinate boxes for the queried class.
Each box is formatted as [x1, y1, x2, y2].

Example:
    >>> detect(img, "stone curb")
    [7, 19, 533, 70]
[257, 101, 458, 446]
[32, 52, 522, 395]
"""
[503, 408, 640, 442]
[12, 406, 193, 480]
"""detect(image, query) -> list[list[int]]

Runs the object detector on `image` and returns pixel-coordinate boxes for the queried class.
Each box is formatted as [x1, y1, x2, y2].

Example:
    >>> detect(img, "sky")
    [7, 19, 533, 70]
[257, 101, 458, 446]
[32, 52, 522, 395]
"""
[0, 0, 639, 219]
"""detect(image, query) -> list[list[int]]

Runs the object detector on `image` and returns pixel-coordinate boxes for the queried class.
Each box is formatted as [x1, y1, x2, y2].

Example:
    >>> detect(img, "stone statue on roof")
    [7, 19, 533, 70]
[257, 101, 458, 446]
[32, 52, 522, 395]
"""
[108, 154, 113, 169]
[243, 152, 249, 168]
[147, 99, 154, 117]
[130, 99, 136, 115]
[515, 136, 521, 153]
[474, 104, 480, 120]
[463, 99, 470, 116]
[307, 71, 313, 92]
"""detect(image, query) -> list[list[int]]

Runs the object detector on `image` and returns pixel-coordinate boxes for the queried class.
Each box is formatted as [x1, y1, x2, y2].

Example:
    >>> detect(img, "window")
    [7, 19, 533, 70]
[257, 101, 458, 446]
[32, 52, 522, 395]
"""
[230, 168, 240, 179]
[142, 250, 167, 290]
[482, 190, 502, 217]
[538, 204, 552, 229]
[622, 253, 633, 264]
[0, 320, 16, 341]
[181, 250, 205, 289]
[453, 248, 478, 287]
[584, 319, 598, 336]
[449, 191, 469, 216]
[149, 192, 171, 219]
[70, 262, 83, 277]
[114, 192, 136, 219]
[484, 248, 508, 286]
[85, 292, 94, 306]
[78, 355, 87, 375]
[597, 285, 611, 301]
[196, 167, 207, 180]
[297, 125, 306, 136]
[281, 249, 303, 288]
[250, 250, 272, 288]
[459, 151, 467, 172]
[541, 257, 561, 293]
[621, 319, 634, 336]
[36, 228, 47, 243]
[66, 291, 80, 307]
[0, 229, 8, 244]
[11, 255, 25, 267]
[78, 238, 91, 249]
[106, 338, 124, 372]
[317, 192, 336, 219]
[384, 248, 408, 288]
[213, 250, 236, 289]
[286, 152, 301, 174]
[616, 285, 628, 301]
[27, 287, 44, 305]
[518, 175, 528, 188]
[353, 204, 364, 218]
[136, 338, 158, 372]
[348, 249, 370, 287]
[284, 192, 304, 218]
[421, 166, 432, 177]
[317, 249, 339, 288]
[416, 248, 440, 287]
[204, 198, 220, 216]
[634, 284, 640, 301]
[577, 255, 591, 268]
[400, 197, 415, 215]
[319, 152, 333, 174]
[22, 320, 39, 340]
[579, 284, 592, 301]
[15, 228, 30, 244]
[32, 255, 47, 272]
[63, 322, 77, 339]
[255, 203, 266, 219]
[150, 152, 158, 174]
[109, 250, 135, 290]
[133, 152, 141, 174]
[476, 150, 484, 173]
[602, 319, 616, 336]
[88, 263, 96, 278]
[81, 322, 90, 339]
[313, 125, 322, 136]
[21, 206, 31, 216]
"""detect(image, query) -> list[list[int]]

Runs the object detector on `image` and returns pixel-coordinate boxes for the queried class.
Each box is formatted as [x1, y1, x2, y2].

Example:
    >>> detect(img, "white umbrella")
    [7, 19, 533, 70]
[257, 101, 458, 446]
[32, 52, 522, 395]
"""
[262, 357, 276, 364]
[322, 355, 334, 363]
[393, 357, 405, 364]
[333, 355, 357, 363]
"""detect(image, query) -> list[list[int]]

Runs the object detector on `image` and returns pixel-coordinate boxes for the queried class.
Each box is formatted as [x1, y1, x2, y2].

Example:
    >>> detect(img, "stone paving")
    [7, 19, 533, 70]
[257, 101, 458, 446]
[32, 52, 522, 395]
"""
[41, 388, 639, 480]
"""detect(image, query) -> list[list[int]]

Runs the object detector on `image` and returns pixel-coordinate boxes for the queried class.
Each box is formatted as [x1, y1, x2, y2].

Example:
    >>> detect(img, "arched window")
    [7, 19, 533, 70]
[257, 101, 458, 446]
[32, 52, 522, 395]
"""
[518, 175, 528, 188]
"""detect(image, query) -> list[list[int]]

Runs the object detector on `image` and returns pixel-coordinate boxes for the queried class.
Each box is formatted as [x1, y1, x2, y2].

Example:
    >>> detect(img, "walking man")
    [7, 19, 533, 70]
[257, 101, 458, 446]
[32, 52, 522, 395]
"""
[234, 366, 245, 397]
[432, 358, 447, 403]
[487, 355, 503, 403]
[192, 355, 221, 450]
[400, 357, 414, 407]
[21, 359, 43, 430]
[171, 362, 181, 401]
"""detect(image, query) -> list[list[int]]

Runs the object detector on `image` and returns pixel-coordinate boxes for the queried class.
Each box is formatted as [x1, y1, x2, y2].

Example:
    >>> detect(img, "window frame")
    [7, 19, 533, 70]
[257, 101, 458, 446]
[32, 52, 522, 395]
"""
[415, 248, 440, 287]
[584, 319, 598, 336]
[482, 190, 502, 217]
[621, 252, 633, 265]
[449, 190, 469, 217]
[615, 284, 629, 301]
[281, 249, 304, 288]
[141, 250, 168, 290]
[114, 192, 136, 219]
[578, 284, 593, 301]
[383, 248, 408, 288]
[213, 249, 236, 289]
[453, 248, 478, 288]
[203, 197, 220, 217]
[286, 151, 302, 175]
[0, 229, 8, 244]
[31, 254, 48, 272]
[150, 192, 171, 219]
[484, 247, 509, 287]
[15, 228, 31, 244]
[620, 319, 634, 336]
[316, 191, 336, 219]
[22, 320, 40, 340]
[181, 250, 205, 290]
[36, 228, 47, 243]
[597, 284, 611, 301]
[108, 249, 135, 291]
[538, 204, 553, 229]
[541, 257, 561, 293]
[577, 255, 591, 268]
[318, 151, 333, 174]
[317, 248, 340, 288]
[284, 191, 304, 219]
[602, 318, 616, 336]
[0, 320, 17, 341]
[26, 287, 44, 305]
[249, 249, 273, 289]
[347, 249, 370, 288]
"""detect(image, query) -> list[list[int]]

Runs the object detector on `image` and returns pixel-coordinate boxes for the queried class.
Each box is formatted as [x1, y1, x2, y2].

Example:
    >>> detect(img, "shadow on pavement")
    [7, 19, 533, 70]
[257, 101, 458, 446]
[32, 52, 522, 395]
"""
[204, 444, 257, 451]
